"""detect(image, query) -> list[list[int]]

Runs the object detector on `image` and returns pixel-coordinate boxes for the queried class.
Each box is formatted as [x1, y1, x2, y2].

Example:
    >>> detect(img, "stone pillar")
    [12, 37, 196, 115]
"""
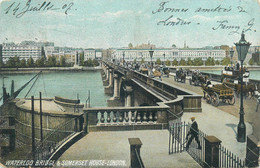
[128, 138, 143, 168]
[106, 68, 109, 81]
[125, 86, 133, 107]
[113, 74, 119, 98]
[205, 136, 222, 168]
[104, 69, 114, 95]
[157, 110, 168, 123]
[85, 112, 97, 133]
[245, 135, 259, 167]
[109, 69, 113, 86]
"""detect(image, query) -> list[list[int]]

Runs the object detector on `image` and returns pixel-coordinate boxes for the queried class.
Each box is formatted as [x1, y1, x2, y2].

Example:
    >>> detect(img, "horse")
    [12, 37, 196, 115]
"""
[191, 71, 208, 86]
[175, 70, 186, 83]
[234, 83, 256, 98]
[197, 74, 208, 85]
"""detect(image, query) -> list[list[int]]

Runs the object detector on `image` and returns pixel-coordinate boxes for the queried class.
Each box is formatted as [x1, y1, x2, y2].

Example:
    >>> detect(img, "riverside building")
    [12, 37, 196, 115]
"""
[111, 48, 226, 62]
[1, 43, 43, 63]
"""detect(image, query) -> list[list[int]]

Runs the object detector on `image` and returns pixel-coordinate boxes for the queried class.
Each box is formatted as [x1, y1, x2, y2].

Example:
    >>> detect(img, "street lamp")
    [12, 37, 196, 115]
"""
[163, 53, 166, 66]
[122, 51, 125, 66]
[235, 31, 251, 142]
[149, 47, 154, 67]
[230, 48, 234, 67]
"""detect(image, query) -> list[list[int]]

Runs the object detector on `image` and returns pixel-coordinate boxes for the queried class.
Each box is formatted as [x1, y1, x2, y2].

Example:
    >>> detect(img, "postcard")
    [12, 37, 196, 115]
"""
[0, 0, 259, 167]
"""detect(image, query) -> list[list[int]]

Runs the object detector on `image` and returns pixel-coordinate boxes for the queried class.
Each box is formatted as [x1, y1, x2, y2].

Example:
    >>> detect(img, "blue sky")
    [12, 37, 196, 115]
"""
[0, 0, 259, 48]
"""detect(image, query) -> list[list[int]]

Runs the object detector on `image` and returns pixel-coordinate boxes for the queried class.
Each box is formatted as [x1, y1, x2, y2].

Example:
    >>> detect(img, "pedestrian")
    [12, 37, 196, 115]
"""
[186, 117, 201, 150]
[256, 94, 260, 112]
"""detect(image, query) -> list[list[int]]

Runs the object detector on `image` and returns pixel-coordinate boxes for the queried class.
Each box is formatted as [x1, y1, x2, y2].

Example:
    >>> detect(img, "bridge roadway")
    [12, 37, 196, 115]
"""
[166, 73, 259, 141]
[56, 74, 255, 168]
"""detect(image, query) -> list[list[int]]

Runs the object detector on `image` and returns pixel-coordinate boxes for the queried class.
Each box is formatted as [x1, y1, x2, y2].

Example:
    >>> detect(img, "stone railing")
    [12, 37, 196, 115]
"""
[84, 105, 170, 132]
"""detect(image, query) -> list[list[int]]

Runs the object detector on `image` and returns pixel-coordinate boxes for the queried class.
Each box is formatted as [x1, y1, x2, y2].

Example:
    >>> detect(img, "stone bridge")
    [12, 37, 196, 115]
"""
[0, 60, 203, 164]
[83, 61, 202, 133]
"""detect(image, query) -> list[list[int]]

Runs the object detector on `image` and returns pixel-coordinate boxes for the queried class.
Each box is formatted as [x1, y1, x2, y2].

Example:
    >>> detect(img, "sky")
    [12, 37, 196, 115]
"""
[0, 0, 259, 49]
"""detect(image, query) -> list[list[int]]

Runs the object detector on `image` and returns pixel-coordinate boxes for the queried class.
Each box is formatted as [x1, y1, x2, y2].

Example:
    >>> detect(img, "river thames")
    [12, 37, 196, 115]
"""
[0, 71, 109, 107]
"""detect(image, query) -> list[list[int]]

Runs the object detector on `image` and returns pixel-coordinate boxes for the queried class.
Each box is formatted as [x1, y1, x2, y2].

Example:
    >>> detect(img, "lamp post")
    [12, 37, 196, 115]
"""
[149, 47, 154, 68]
[163, 53, 166, 66]
[235, 31, 251, 142]
[230, 48, 234, 67]
[123, 51, 125, 66]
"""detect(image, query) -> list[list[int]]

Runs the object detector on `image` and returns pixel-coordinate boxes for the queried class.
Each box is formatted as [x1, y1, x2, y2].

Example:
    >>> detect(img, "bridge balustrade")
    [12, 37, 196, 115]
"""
[84, 105, 170, 132]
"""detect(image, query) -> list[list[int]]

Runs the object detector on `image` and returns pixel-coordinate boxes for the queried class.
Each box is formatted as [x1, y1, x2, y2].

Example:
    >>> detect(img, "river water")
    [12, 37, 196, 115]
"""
[201, 70, 260, 80]
[0, 71, 109, 107]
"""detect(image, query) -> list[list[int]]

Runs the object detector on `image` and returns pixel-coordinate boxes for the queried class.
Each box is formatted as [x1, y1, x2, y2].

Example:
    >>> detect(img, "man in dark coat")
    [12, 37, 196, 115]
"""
[186, 117, 201, 150]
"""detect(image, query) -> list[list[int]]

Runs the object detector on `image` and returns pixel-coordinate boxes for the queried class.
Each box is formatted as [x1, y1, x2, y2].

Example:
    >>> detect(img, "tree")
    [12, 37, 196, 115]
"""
[79, 53, 84, 66]
[27, 57, 35, 67]
[165, 59, 171, 66]
[60, 56, 66, 67]
[35, 56, 45, 67]
[85, 59, 93, 67]
[179, 59, 187, 66]
[187, 58, 193, 66]
[172, 59, 178, 66]
[128, 43, 133, 49]
[20, 59, 26, 68]
[193, 58, 203, 66]
[156, 58, 161, 65]
[215, 60, 220, 65]
[221, 57, 231, 66]
[141, 58, 145, 64]
[6, 57, 15, 67]
[92, 59, 99, 66]
[13, 56, 21, 67]
[133, 59, 137, 63]
[0, 60, 4, 68]
[248, 58, 254, 66]
[205, 57, 215, 66]
[172, 44, 176, 48]
[47, 56, 57, 67]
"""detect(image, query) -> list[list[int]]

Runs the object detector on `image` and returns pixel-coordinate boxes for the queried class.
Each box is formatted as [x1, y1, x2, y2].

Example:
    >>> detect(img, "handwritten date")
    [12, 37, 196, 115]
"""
[4, 0, 74, 18]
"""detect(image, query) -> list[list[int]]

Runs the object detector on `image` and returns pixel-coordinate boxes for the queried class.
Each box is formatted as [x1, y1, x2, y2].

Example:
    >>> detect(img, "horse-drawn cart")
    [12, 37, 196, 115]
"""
[174, 69, 186, 83]
[189, 71, 207, 86]
[202, 84, 235, 106]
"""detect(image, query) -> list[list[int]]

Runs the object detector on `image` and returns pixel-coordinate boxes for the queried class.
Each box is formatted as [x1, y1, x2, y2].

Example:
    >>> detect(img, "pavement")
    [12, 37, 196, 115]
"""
[56, 73, 257, 168]
[57, 130, 200, 168]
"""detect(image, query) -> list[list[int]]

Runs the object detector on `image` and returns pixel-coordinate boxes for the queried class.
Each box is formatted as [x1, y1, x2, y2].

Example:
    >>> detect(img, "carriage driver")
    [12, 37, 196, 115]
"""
[206, 80, 212, 87]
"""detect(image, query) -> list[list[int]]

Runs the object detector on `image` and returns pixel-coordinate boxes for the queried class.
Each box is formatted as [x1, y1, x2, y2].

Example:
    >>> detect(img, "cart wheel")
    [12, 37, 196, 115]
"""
[228, 96, 235, 105]
[212, 92, 219, 106]
[245, 92, 249, 98]
[206, 94, 211, 104]
[189, 78, 192, 85]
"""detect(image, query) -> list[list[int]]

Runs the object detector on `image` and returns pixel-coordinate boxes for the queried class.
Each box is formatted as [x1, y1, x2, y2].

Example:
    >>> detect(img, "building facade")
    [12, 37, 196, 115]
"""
[2, 44, 43, 63]
[111, 48, 226, 62]
[0, 40, 103, 64]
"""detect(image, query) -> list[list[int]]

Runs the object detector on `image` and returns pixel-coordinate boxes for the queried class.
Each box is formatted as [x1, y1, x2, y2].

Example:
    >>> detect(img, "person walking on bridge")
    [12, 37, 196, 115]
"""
[186, 117, 201, 150]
